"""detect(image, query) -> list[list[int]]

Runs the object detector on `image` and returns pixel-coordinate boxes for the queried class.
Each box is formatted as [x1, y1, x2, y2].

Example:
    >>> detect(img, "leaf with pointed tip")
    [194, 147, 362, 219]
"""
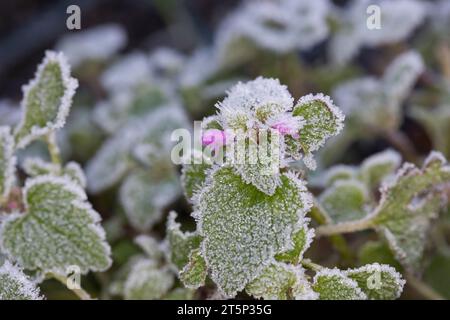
[345, 263, 405, 300]
[196, 167, 312, 297]
[371, 152, 450, 273]
[319, 180, 368, 224]
[179, 249, 207, 289]
[14, 51, 78, 149]
[275, 219, 314, 264]
[0, 127, 16, 200]
[0, 261, 43, 300]
[246, 262, 317, 300]
[312, 269, 366, 300]
[124, 259, 174, 300]
[292, 94, 344, 169]
[166, 211, 202, 270]
[119, 165, 180, 231]
[0, 175, 111, 275]
[359, 149, 401, 189]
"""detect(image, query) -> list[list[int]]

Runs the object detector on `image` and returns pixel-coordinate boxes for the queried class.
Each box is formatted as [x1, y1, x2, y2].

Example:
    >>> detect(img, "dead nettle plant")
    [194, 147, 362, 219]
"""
[0, 51, 111, 300]
[162, 76, 450, 300]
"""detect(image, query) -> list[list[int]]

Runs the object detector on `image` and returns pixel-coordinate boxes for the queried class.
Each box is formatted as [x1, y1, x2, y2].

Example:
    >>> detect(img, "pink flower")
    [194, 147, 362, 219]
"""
[267, 114, 303, 139]
[202, 129, 228, 151]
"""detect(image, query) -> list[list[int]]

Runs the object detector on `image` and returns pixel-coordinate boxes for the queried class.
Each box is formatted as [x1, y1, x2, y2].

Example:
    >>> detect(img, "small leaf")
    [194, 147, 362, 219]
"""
[322, 165, 357, 186]
[0, 261, 43, 300]
[14, 51, 78, 149]
[345, 263, 405, 300]
[370, 151, 450, 273]
[179, 249, 207, 289]
[0, 175, 112, 274]
[63, 161, 87, 188]
[246, 262, 317, 300]
[275, 219, 314, 264]
[119, 166, 180, 231]
[358, 241, 402, 271]
[181, 153, 211, 201]
[319, 180, 369, 223]
[0, 127, 16, 200]
[166, 211, 202, 270]
[134, 235, 163, 260]
[196, 167, 312, 297]
[292, 93, 344, 169]
[312, 268, 366, 300]
[358, 149, 401, 189]
[124, 259, 174, 300]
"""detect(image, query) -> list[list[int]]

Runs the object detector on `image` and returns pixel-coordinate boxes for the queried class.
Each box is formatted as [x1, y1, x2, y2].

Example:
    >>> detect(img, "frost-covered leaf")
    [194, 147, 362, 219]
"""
[275, 219, 314, 264]
[63, 162, 87, 188]
[56, 24, 126, 68]
[0, 261, 43, 300]
[319, 180, 368, 224]
[358, 241, 402, 271]
[0, 127, 16, 200]
[181, 156, 211, 201]
[322, 165, 357, 186]
[312, 268, 366, 300]
[119, 165, 180, 231]
[166, 211, 202, 270]
[370, 152, 450, 273]
[124, 259, 174, 300]
[382, 51, 424, 104]
[134, 235, 163, 260]
[196, 167, 312, 297]
[345, 263, 405, 300]
[86, 105, 188, 193]
[14, 51, 78, 149]
[292, 94, 344, 169]
[179, 249, 207, 289]
[0, 175, 111, 274]
[358, 149, 401, 189]
[246, 262, 317, 300]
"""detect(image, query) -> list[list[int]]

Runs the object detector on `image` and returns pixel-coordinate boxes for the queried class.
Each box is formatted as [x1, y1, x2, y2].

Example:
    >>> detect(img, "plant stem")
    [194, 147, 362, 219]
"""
[301, 259, 324, 272]
[45, 132, 62, 169]
[309, 205, 354, 262]
[316, 218, 373, 237]
[406, 274, 444, 300]
[51, 273, 92, 300]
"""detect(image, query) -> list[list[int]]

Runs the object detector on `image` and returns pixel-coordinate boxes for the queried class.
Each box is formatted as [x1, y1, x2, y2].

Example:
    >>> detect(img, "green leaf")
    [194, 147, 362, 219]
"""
[181, 154, 211, 201]
[179, 249, 207, 289]
[370, 152, 450, 273]
[322, 165, 357, 186]
[345, 263, 405, 300]
[358, 240, 402, 271]
[166, 211, 202, 270]
[292, 93, 344, 169]
[196, 167, 312, 297]
[358, 149, 401, 189]
[119, 166, 180, 231]
[134, 235, 163, 260]
[424, 252, 450, 299]
[14, 51, 78, 149]
[246, 262, 317, 300]
[0, 175, 111, 275]
[312, 268, 366, 300]
[319, 180, 368, 223]
[0, 261, 43, 300]
[275, 219, 314, 264]
[0, 127, 16, 200]
[124, 259, 174, 300]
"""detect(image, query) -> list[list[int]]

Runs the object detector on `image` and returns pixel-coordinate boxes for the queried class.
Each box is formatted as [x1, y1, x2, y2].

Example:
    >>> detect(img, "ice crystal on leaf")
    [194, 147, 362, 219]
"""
[14, 51, 78, 149]
[0, 261, 42, 300]
[246, 262, 317, 300]
[0, 175, 111, 275]
[0, 127, 16, 200]
[312, 268, 366, 300]
[179, 249, 207, 289]
[195, 166, 312, 297]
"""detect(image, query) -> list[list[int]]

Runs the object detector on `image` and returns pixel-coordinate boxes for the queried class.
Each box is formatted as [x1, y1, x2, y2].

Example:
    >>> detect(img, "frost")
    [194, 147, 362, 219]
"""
[323, 165, 357, 186]
[63, 162, 87, 188]
[14, 51, 78, 149]
[179, 249, 207, 289]
[119, 167, 180, 231]
[0, 127, 16, 200]
[312, 268, 366, 300]
[359, 149, 401, 189]
[319, 180, 369, 224]
[0, 175, 112, 275]
[0, 261, 43, 300]
[134, 235, 163, 260]
[166, 211, 202, 271]
[181, 157, 211, 201]
[124, 259, 174, 300]
[345, 263, 405, 300]
[195, 166, 312, 297]
[246, 262, 317, 300]
[55, 24, 127, 68]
